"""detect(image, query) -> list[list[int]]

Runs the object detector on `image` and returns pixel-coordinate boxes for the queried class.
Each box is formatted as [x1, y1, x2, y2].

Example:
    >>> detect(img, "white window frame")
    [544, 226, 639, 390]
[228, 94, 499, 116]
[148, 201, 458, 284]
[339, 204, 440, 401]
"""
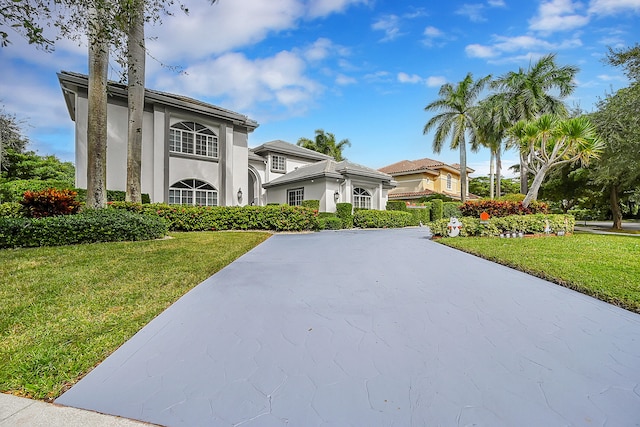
[169, 122, 218, 158]
[353, 187, 372, 210]
[169, 179, 218, 206]
[271, 154, 286, 172]
[446, 173, 452, 190]
[287, 187, 304, 206]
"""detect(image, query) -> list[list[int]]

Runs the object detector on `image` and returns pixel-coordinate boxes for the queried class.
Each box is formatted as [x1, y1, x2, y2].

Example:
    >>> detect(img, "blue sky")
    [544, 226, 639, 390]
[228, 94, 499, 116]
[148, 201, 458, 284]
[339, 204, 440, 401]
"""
[1, 0, 639, 177]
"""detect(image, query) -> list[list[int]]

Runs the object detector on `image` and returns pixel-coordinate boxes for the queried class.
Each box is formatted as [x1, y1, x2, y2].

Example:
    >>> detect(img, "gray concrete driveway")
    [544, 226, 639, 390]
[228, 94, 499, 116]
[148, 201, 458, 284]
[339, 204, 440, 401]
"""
[56, 228, 640, 426]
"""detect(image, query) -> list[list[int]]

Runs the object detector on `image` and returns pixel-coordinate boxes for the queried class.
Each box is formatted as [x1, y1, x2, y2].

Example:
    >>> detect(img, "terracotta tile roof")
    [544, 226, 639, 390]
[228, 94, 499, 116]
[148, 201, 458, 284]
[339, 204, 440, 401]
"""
[378, 158, 445, 174]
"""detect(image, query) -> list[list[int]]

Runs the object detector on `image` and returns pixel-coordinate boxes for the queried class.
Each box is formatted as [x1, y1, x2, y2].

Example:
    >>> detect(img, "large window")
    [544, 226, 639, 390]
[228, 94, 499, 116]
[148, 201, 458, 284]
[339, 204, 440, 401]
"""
[287, 188, 304, 206]
[169, 179, 218, 206]
[271, 154, 286, 172]
[353, 187, 372, 209]
[170, 122, 218, 158]
[446, 173, 452, 190]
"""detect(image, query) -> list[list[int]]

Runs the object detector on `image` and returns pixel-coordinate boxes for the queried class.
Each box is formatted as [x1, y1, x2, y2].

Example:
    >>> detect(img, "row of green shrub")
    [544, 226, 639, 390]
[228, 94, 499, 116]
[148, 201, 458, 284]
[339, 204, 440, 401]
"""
[109, 202, 319, 232]
[387, 199, 462, 222]
[0, 209, 168, 248]
[0, 179, 150, 204]
[428, 214, 575, 237]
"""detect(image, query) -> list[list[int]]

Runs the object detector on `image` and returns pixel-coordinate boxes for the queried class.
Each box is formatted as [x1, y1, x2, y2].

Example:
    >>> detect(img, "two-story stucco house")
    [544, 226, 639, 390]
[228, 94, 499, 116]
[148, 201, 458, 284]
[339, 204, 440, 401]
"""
[378, 158, 474, 202]
[58, 71, 395, 212]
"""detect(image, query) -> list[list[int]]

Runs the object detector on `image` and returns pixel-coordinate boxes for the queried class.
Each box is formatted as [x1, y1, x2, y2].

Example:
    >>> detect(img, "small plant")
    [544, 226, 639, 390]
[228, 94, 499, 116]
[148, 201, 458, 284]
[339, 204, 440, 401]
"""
[20, 188, 81, 218]
[335, 203, 353, 229]
[431, 199, 444, 221]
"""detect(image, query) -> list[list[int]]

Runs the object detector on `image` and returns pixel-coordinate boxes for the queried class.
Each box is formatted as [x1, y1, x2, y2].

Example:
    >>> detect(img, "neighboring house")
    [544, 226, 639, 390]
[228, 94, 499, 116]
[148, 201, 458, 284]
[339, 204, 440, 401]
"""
[378, 158, 475, 202]
[58, 71, 395, 212]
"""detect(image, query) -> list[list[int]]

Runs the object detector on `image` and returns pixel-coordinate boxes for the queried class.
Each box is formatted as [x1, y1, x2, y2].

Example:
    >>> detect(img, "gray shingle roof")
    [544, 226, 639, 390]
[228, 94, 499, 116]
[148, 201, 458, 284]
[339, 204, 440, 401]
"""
[250, 140, 333, 161]
[263, 159, 395, 188]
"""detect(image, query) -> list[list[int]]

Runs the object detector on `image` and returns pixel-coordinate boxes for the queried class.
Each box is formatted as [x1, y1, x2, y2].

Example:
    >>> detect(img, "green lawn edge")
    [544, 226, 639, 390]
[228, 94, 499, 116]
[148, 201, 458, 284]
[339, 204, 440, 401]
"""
[0, 231, 270, 400]
[437, 234, 640, 314]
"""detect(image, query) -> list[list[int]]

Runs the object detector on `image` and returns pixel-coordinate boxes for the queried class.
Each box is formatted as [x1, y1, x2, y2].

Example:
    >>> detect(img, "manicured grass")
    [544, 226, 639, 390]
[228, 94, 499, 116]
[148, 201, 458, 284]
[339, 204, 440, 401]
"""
[439, 234, 640, 313]
[0, 231, 270, 400]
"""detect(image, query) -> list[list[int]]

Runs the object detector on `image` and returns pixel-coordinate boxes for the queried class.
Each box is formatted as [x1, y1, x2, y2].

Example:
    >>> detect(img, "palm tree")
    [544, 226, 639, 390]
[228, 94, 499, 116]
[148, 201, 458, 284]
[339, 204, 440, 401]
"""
[492, 54, 579, 194]
[475, 96, 510, 198]
[297, 129, 351, 161]
[424, 72, 491, 202]
[509, 114, 603, 207]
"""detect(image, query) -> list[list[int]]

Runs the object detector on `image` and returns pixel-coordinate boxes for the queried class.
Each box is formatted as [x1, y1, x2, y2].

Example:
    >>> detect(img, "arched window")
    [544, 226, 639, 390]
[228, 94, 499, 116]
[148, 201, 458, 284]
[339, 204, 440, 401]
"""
[446, 173, 452, 190]
[353, 187, 372, 209]
[169, 121, 218, 158]
[169, 179, 218, 206]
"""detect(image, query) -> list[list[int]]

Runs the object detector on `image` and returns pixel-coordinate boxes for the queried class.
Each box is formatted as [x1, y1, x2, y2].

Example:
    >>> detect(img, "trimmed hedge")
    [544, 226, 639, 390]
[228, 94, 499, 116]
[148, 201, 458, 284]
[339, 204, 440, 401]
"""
[407, 205, 431, 224]
[431, 199, 443, 221]
[318, 216, 343, 230]
[335, 203, 353, 229]
[108, 202, 319, 232]
[0, 202, 24, 218]
[428, 214, 575, 237]
[458, 199, 548, 218]
[0, 179, 74, 203]
[301, 200, 320, 210]
[443, 202, 462, 218]
[74, 189, 151, 204]
[386, 200, 407, 211]
[0, 209, 168, 248]
[353, 210, 414, 228]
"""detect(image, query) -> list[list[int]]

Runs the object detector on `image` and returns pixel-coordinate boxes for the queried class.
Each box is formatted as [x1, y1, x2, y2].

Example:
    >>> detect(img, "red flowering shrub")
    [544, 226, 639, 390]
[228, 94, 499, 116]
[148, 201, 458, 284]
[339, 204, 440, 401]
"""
[20, 188, 81, 218]
[458, 199, 548, 218]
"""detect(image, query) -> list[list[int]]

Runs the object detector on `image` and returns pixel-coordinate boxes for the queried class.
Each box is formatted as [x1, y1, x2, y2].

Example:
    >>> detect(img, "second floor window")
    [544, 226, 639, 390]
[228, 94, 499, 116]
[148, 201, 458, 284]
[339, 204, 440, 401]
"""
[446, 173, 452, 190]
[170, 122, 218, 158]
[272, 154, 286, 172]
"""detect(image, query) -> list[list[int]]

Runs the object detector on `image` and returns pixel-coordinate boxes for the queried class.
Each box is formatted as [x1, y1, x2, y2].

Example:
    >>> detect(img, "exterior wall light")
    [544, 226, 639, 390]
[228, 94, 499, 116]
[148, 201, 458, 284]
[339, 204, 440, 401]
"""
[334, 190, 340, 203]
[237, 188, 243, 203]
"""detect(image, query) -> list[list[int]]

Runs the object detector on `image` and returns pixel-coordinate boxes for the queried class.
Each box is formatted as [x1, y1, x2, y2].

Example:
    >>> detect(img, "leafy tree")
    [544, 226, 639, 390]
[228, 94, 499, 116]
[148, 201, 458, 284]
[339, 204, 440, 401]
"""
[492, 54, 579, 194]
[297, 129, 351, 161]
[469, 176, 519, 198]
[1, 149, 74, 182]
[509, 114, 603, 207]
[424, 72, 491, 202]
[0, 108, 29, 172]
[537, 163, 593, 212]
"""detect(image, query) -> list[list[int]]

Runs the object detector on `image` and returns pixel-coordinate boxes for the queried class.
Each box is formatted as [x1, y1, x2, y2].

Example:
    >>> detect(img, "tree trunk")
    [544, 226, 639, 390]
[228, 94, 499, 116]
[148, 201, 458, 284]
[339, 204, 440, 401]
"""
[522, 166, 549, 208]
[495, 145, 502, 198]
[489, 149, 495, 199]
[459, 137, 467, 203]
[126, 0, 145, 203]
[519, 152, 528, 195]
[610, 184, 623, 230]
[86, 7, 109, 209]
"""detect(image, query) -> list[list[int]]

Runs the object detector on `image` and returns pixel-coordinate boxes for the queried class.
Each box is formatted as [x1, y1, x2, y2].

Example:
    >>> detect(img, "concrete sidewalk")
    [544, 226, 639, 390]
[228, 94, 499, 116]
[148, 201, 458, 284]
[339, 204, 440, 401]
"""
[52, 228, 640, 426]
[0, 393, 154, 426]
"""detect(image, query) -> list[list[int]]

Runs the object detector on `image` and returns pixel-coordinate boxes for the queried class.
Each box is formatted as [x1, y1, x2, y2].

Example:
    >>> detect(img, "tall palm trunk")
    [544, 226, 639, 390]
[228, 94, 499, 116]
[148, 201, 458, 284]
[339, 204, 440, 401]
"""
[126, 0, 145, 203]
[519, 156, 528, 194]
[495, 145, 502, 198]
[489, 149, 495, 199]
[459, 136, 467, 202]
[86, 5, 109, 209]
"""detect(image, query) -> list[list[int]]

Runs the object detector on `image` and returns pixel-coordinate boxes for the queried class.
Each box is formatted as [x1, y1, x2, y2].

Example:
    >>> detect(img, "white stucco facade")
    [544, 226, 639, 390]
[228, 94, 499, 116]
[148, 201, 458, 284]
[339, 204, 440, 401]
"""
[59, 71, 396, 212]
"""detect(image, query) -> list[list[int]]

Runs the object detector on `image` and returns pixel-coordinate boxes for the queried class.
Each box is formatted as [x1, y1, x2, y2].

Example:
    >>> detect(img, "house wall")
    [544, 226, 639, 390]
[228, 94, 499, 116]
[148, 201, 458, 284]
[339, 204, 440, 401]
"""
[73, 89, 251, 206]
[265, 179, 340, 212]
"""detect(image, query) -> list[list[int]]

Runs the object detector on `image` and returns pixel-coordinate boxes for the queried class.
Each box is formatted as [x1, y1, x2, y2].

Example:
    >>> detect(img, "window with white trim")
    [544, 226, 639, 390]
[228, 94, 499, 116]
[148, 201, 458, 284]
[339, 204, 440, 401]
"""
[169, 179, 218, 206]
[446, 173, 452, 190]
[353, 187, 372, 209]
[169, 122, 218, 158]
[271, 154, 286, 172]
[287, 188, 304, 206]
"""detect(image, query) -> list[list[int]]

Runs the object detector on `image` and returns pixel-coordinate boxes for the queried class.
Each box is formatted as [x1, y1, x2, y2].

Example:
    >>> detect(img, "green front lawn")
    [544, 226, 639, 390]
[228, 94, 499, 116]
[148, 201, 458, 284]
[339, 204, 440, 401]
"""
[439, 234, 640, 313]
[0, 231, 270, 400]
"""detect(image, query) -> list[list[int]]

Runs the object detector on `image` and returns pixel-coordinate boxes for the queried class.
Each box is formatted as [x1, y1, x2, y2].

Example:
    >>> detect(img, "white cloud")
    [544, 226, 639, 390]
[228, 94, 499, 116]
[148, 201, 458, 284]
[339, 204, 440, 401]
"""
[466, 44, 497, 58]
[426, 76, 447, 87]
[597, 74, 627, 82]
[588, 0, 640, 15]
[307, 0, 371, 18]
[335, 74, 357, 85]
[397, 72, 423, 84]
[456, 3, 487, 22]
[372, 14, 403, 42]
[424, 26, 443, 38]
[487, 0, 506, 6]
[529, 0, 590, 33]
[154, 51, 322, 113]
